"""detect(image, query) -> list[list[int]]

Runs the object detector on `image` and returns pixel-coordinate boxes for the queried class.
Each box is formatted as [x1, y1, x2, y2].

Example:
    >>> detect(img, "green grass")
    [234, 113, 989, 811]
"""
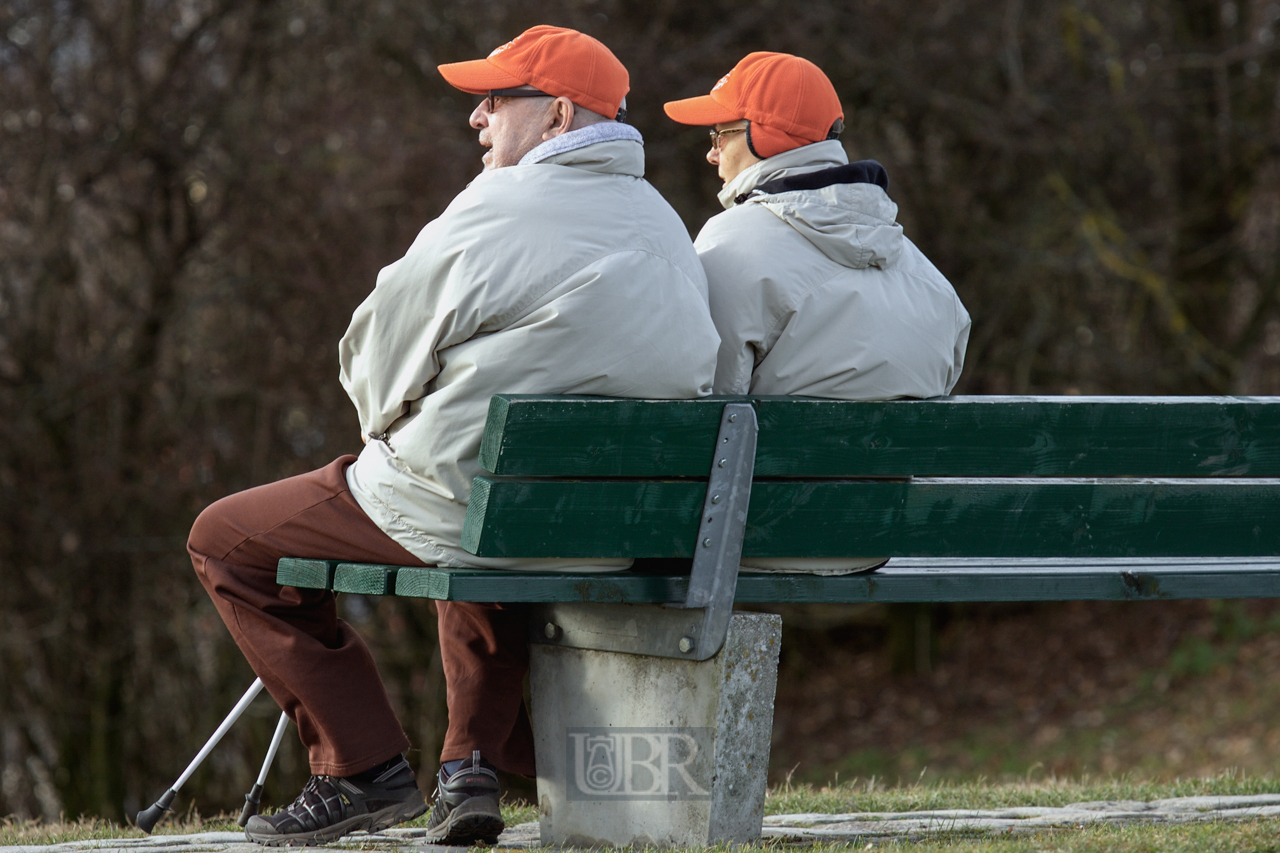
[765, 769, 1280, 815]
[0, 812, 243, 846]
[0, 802, 534, 846]
[4, 775, 1279, 848]
[498, 800, 539, 827]
[820, 820, 1280, 851]
[395, 800, 538, 831]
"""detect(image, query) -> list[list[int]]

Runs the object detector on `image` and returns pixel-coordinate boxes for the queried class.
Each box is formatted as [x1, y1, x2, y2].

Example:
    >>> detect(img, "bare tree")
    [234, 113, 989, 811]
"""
[3, 0, 1280, 820]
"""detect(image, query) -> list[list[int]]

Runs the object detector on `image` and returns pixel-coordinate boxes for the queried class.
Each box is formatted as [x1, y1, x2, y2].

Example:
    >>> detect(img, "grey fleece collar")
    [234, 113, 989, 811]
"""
[717, 139, 848, 209]
[519, 122, 644, 166]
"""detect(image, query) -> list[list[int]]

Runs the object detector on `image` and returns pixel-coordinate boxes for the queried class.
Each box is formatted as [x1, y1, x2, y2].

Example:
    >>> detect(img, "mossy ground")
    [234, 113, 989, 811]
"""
[770, 599, 1280, 786]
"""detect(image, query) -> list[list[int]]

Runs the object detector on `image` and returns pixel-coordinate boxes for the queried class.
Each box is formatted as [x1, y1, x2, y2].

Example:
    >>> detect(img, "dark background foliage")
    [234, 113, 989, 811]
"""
[3, 0, 1280, 822]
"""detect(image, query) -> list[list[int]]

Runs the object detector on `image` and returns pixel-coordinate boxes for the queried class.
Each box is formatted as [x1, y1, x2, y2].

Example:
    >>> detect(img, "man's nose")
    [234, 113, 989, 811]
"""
[706, 146, 720, 166]
[469, 103, 489, 130]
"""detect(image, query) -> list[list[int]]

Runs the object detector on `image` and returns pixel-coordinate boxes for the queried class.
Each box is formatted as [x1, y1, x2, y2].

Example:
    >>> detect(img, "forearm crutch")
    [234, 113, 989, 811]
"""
[137, 677, 265, 833]
[238, 710, 291, 826]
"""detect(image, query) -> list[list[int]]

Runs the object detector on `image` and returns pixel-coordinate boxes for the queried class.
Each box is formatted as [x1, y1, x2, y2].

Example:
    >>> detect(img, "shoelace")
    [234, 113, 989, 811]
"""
[278, 776, 345, 829]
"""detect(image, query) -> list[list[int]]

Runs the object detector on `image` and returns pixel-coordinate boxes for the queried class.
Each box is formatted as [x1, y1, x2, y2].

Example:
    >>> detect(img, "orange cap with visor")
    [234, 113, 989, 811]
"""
[438, 25, 629, 121]
[664, 52, 843, 159]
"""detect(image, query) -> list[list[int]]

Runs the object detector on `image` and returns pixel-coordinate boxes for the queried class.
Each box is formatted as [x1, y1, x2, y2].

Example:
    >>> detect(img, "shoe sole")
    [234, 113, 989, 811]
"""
[423, 795, 504, 846]
[245, 790, 428, 847]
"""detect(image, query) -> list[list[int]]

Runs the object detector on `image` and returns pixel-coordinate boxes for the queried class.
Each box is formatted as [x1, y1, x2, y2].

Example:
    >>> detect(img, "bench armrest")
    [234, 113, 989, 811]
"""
[677, 402, 758, 659]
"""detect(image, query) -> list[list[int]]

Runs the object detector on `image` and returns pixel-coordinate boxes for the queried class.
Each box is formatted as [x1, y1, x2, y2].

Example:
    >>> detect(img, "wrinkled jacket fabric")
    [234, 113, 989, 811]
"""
[696, 141, 971, 573]
[698, 140, 970, 399]
[339, 133, 719, 569]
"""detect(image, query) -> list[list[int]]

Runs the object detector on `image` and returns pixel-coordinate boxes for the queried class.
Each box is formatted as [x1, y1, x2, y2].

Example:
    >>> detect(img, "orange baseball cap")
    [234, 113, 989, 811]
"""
[438, 25, 629, 121]
[664, 52, 844, 159]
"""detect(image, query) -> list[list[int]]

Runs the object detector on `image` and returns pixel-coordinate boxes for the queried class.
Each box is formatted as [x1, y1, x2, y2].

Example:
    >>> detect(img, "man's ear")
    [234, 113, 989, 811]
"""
[542, 97, 575, 140]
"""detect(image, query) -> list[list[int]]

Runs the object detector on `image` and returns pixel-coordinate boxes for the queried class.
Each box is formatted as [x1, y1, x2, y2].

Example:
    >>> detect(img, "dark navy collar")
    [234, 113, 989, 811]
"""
[737, 159, 889, 205]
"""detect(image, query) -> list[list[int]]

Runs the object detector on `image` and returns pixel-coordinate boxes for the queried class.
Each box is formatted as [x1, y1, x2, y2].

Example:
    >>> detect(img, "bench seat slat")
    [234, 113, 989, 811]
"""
[275, 558, 1280, 603]
[463, 477, 1280, 559]
[479, 395, 1280, 478]
[393, 565, 687, 602]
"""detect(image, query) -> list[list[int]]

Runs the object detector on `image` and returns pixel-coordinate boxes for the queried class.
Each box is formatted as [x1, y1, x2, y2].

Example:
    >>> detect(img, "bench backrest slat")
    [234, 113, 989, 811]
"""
[463, 477, 1280, 559]
[479, 395, 1280, 478]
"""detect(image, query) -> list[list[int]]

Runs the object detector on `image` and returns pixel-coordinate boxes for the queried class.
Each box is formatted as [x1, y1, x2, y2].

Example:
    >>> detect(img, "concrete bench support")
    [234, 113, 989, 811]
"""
[529, 607, 782, 848]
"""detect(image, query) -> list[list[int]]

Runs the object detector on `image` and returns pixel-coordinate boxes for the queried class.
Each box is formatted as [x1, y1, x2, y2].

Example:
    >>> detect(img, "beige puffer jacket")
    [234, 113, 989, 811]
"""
[698, 140, 970, 400]
[339, 128, 720, 569]
[696, 140, 971, 573]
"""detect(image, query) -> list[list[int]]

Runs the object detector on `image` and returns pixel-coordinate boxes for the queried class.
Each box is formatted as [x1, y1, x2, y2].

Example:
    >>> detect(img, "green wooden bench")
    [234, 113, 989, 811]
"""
[277, 394, 1280, 847]
[280, 394, 1280, 610]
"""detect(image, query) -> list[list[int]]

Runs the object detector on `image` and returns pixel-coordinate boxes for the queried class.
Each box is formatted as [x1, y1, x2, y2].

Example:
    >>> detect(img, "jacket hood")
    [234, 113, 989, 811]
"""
[721, 141, 903, 270]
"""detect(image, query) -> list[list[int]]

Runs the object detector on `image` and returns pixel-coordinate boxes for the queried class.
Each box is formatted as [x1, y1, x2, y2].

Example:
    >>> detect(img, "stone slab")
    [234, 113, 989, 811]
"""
[760, 794, 1280, 842]
[529, 609, 782, 848]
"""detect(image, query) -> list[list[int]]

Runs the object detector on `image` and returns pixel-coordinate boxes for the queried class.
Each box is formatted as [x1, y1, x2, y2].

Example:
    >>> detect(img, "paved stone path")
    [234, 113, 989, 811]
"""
[7, 795, 1280, 851]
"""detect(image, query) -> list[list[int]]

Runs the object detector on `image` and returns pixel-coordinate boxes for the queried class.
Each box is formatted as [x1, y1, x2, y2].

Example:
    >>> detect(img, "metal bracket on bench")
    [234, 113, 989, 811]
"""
[679, 402, 758, 660]
[527, 402, 758, 662]
[528, 602, 708, 660]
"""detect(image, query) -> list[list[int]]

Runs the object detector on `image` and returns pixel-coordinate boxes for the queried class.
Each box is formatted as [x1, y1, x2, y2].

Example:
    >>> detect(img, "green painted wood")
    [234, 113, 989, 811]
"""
[324, 558, 1280, 603]
[752, 397, 1280, 478]
[478, 395, 1280, 478]
[277, 558, 337, 590]
[479, 395, 728, 477]
[333, 563, 399, 596]
[464, 477, 706, 557]
[463, 477, 1280, 559]
[394, 566, 688, 602]
[746, 561, 1280, 602]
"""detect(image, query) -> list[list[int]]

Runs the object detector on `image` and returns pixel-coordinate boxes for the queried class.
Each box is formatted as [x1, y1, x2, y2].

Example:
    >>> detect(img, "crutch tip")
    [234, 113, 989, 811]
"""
[136, 788, 177, 834]
[237, 783, 264, 827]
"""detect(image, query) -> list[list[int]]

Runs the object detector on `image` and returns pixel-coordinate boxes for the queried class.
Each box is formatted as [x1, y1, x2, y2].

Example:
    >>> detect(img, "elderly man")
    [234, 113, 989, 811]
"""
[189, 26, 718, 847]
[665, 52, 971, 574]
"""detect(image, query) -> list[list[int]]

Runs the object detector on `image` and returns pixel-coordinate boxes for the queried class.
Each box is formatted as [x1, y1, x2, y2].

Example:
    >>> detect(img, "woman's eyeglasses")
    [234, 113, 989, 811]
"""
[708, 126, 748, 150]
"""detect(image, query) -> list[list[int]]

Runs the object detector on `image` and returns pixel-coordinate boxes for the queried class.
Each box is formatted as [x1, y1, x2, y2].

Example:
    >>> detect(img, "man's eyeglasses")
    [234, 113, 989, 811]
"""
[708, 125, 748, 150]
[481, 86, 550, 113]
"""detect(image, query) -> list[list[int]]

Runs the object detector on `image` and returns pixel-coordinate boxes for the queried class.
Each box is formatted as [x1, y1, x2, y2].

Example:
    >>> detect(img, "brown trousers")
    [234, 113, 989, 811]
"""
[188, 456, 535, 777]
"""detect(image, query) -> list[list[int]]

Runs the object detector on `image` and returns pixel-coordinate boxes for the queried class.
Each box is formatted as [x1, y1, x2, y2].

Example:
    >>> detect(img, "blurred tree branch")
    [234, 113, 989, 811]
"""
[5, 0, 1280, 821]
